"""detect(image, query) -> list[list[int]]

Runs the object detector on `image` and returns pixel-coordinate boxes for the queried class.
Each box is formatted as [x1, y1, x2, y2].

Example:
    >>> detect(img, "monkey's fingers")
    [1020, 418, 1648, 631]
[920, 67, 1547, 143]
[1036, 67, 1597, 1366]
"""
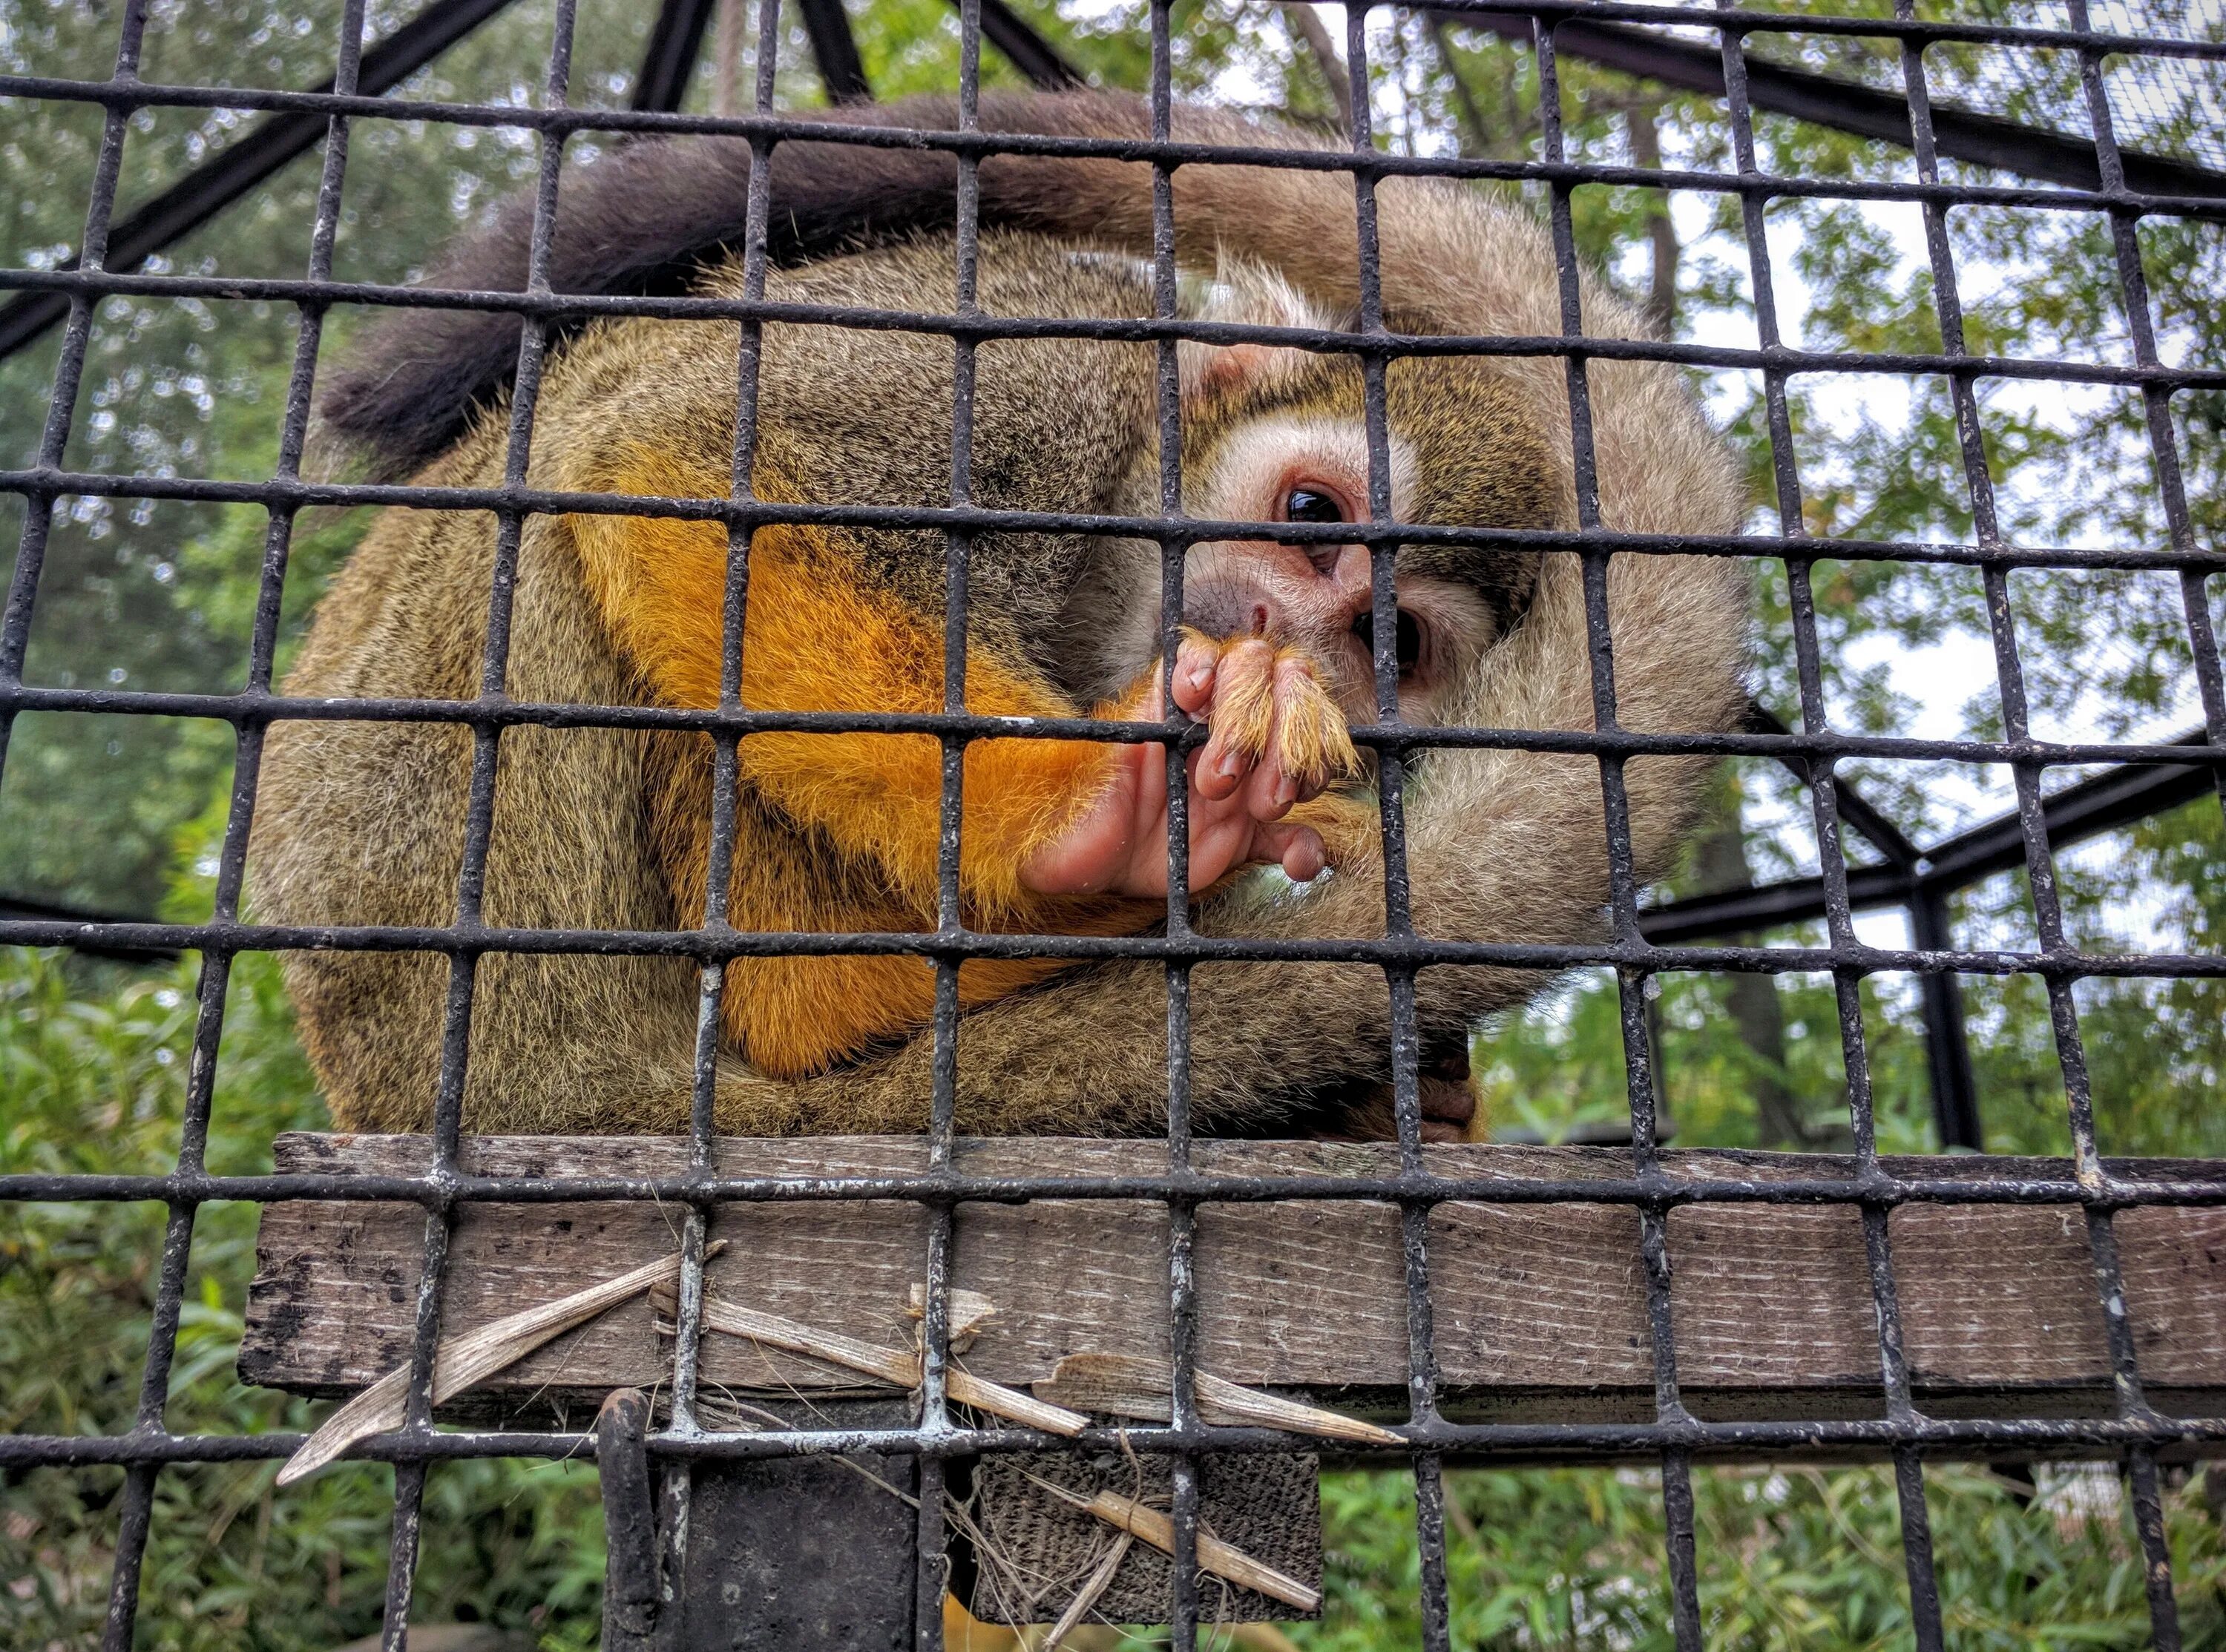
[1194, 637, 1279, 802]
[1253, 817, 1328, 884]
[1419, 1073, 1478, 1141]
[1244, 654, 1362, 819]
[1171, 629, 1222, 720]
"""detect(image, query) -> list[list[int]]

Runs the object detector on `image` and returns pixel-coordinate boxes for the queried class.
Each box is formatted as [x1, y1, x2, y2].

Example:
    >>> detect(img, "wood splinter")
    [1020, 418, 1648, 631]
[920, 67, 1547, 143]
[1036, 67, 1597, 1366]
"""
[649, 1283, 1089, 1438]
[1017, 1470, 1322, 1613]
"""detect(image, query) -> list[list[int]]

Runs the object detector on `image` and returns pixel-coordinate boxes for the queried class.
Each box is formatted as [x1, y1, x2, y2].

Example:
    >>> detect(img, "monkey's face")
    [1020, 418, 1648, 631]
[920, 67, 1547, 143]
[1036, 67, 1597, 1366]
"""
[1053, 260, 1560, 721]
[1172, 349, 1559, 730]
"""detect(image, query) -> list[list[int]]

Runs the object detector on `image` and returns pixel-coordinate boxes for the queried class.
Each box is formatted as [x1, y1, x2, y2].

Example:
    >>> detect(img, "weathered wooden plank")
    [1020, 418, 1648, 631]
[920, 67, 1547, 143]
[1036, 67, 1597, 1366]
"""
[240, 1133, 2226, 1417]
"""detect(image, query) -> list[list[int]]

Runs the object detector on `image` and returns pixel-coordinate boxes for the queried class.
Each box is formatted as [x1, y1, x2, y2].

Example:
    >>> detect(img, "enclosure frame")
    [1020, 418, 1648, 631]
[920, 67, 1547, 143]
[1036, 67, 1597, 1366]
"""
[3, 1, 2226, 1648]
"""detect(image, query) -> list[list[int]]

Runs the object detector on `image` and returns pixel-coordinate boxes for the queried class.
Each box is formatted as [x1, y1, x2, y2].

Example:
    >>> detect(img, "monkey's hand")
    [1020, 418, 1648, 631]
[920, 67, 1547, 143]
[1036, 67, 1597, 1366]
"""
[1019, 632, 1364, 900]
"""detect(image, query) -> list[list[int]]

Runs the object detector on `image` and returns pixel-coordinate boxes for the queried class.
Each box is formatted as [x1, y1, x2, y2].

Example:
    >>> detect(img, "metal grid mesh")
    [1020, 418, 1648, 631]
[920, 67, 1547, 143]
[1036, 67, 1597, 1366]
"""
[1, 2, 2224, 1648]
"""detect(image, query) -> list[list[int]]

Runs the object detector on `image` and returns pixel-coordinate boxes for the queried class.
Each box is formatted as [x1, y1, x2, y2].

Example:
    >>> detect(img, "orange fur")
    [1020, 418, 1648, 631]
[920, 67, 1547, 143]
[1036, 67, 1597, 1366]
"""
[568, 449, 1159, 1077]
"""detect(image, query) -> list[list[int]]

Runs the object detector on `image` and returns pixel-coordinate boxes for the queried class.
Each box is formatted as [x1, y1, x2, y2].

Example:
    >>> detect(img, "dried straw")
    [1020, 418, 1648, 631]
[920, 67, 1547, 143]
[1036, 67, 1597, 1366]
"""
[1014, 1471, 1321, 1613]
[652, 1284, 1089, 1438]
[278, 1244, 714, 1485]
[1034, 1353, 1401, 1447]
[1037, 1530, 1133, 1651]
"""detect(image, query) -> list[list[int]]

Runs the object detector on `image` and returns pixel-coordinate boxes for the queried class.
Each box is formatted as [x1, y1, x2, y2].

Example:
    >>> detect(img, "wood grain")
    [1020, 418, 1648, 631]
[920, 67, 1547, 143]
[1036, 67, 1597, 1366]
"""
[241, 1133, 2226, 1421]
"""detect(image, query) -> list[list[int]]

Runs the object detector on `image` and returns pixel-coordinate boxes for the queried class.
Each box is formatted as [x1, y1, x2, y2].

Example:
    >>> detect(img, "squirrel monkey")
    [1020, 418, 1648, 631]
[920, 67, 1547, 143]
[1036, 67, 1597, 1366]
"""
[250, 92, 1750, 1139]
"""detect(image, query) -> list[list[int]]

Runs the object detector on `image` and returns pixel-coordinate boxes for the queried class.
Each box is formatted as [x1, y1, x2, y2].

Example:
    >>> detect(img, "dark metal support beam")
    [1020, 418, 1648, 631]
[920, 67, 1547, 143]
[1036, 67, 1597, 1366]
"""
[0, 0, 528, 363]
[1909, 886, 1983, 1151]
[0, 895, 180, 962]
[1745, 701, 1983, 1148]
[1639, 727, 2219, 945]
[596, 1389, 659, 1652]
[797, 0, 874, 104]
[948, 0, 1084, 91]
[1439, 9, 2226, 203]
[631, 0, 720, 113]
[1747, 700, 1923, 875]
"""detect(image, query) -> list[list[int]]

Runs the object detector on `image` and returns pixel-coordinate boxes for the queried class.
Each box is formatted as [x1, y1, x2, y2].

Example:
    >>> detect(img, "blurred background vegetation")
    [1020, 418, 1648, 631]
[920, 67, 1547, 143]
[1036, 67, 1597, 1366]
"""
[3, 0, 2223, 1645]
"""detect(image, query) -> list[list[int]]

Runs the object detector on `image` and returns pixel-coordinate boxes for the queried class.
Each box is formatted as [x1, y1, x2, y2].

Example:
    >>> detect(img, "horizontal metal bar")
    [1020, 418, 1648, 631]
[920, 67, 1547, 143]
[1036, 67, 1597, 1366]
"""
[1, 909, 2221, 978]
[5, 1408, 2225, 1474]
[1, 80, 2222, 223]
[1415, 0, 2226, 62]
[0, 0, 528, 361]
[16, 261, 2226, 393]
[1, 663, 2216, 769]
[1, 462, 2222, 581]
[8, 1164, 2224, 1209]
[1445, 12, 2226, 202]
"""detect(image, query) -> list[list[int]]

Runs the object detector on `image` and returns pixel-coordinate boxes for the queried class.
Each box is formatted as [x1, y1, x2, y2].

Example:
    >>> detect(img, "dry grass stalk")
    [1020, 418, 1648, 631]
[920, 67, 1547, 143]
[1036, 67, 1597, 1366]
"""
[278, 1244, 715, 1485]
[1016, 1472, 1322, 1613]
[1035, 1352, 1402, 1447]
[653, 1284, 1088, 1438]
[1034, 1530, 1133, 1651]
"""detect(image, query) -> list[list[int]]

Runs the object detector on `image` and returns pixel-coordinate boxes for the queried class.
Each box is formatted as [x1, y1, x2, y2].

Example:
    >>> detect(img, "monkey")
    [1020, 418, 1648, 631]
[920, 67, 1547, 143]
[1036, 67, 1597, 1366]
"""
[248, 90, 1750, 1141]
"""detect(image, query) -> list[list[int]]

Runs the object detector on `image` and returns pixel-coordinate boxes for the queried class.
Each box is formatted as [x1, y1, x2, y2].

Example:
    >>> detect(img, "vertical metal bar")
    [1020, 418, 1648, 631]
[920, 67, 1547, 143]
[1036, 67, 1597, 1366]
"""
[378, 7, 577, 1646]
[1534, 14, 1701, 1645]
[2053, 12, 2222, 826]
[1144, 11, 1203, 1648]
[0, 0, 149, 786]
[911, 9, 987, 1644]
[1713, 4, 1948, 1639]
[92, 2, 349, 1645]
[1888, 10, 2008, 1172]
[660, 0, 786, 1618]
[2062, 22, 2204, 1638]
[1342, 9, 1447, 1648]
[1923, 6, 2179, 1644]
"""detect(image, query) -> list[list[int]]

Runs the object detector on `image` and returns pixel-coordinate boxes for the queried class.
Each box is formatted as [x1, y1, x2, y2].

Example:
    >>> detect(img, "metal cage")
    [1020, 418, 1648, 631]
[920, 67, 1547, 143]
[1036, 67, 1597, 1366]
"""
[2, 0, 2224, 1648]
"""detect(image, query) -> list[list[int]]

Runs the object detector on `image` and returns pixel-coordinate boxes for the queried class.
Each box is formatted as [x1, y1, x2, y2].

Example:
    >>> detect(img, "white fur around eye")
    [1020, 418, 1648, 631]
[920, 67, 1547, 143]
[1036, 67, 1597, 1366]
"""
[1187, 413, 1419, 526]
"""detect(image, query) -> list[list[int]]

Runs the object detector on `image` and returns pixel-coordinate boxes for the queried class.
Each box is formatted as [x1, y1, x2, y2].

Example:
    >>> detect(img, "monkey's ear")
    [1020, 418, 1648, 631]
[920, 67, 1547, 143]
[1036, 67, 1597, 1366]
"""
[1177, 254, 1340, 405]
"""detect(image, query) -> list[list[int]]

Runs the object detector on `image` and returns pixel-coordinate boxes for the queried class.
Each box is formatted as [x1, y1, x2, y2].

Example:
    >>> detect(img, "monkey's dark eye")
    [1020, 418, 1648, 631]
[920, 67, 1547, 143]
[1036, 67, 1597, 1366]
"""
[1353, 608, 1425, 674]
[1282, 487, 1345, 527]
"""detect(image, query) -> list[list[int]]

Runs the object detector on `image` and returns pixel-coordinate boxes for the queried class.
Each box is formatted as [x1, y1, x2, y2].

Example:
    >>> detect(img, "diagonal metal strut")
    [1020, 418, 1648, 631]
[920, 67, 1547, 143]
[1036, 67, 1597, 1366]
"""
[0, 0, 530, 362]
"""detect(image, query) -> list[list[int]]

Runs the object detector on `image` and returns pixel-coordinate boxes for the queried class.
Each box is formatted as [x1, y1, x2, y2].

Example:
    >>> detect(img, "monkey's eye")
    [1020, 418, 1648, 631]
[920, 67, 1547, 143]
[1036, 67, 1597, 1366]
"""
[1281, 487, 1345, 529]
[1353, 608, 1425, 675]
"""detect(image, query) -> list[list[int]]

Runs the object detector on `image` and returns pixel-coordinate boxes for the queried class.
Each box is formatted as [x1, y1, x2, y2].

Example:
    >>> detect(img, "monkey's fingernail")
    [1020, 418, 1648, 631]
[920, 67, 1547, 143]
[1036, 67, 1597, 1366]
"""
[1272, 776, 1298, 810]
[1216, 747, 1246, 781]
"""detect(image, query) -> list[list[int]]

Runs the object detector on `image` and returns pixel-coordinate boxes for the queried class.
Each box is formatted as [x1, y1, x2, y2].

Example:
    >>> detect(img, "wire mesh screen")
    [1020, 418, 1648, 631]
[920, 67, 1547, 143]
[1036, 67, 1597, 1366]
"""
[1, 1, 2224, 1648]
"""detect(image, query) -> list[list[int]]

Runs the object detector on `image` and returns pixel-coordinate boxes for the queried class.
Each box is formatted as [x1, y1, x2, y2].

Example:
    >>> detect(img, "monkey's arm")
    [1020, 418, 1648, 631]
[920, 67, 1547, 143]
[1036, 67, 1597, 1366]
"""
[569, 450, 1354, 1078]
[743, 543, 1742, 1136]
